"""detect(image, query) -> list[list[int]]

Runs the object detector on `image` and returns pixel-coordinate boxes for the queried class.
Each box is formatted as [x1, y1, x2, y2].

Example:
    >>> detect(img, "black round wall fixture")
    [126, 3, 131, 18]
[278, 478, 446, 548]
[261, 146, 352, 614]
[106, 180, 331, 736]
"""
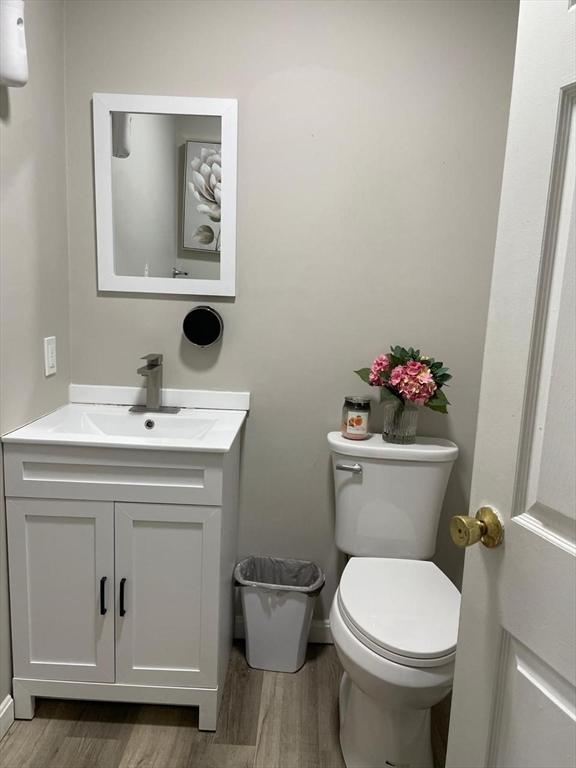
[183, 306, 223, 348]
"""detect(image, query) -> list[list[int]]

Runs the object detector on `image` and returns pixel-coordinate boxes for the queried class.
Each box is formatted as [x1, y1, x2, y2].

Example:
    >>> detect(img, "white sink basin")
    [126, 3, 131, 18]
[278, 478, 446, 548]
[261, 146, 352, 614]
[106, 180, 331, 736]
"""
[2, 403, 246, 452]
[73, 411, 216, 439]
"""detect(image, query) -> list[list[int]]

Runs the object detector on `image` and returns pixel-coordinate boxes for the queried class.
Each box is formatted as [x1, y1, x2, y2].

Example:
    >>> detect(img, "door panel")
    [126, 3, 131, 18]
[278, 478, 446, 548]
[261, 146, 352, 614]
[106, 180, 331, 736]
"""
[6, 498, 115, 682]
[490, 634, 575, 768]
[114, 502, 220, 687]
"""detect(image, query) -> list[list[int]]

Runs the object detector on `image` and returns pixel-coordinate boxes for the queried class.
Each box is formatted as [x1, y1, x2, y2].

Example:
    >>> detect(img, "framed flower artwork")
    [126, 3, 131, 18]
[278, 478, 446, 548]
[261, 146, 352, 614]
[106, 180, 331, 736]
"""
[183, 141, 222, 253]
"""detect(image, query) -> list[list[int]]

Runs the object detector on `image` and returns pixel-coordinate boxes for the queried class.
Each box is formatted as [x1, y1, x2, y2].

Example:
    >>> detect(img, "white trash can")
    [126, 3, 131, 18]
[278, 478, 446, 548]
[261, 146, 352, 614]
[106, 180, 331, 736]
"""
[234, 556, 325, 673]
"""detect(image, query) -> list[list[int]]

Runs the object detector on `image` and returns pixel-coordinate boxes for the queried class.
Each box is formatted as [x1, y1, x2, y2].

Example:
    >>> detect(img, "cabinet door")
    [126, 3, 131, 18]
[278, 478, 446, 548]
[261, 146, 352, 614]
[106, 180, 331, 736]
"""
[7, 498, 115, 682]
[115, 503, 220, 688]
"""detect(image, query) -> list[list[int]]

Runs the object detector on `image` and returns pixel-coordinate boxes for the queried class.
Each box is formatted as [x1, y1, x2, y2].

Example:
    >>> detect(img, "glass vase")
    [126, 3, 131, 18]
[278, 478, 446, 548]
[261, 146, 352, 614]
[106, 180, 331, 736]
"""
[382, 399, 420, 444]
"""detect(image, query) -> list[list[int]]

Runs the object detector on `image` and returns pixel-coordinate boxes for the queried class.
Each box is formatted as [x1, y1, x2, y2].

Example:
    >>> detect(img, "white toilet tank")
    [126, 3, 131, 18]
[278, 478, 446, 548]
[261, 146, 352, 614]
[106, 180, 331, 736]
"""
[328, 432, 458, 558]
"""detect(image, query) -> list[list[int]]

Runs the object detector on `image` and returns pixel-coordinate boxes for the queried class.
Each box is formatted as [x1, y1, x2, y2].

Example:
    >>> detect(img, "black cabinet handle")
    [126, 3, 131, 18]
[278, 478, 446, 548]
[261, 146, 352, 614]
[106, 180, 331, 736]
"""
[119, 577, 127, 616]
[99, 576, 107, 615]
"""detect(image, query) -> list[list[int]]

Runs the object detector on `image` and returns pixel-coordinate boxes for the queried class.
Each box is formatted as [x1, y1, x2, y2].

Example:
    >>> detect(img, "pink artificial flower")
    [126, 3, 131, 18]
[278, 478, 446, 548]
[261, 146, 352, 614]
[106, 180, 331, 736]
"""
[405, 360, 424, 377]
[389, 365, 404, 387]
[389, 361, 437, 405]
[369, 354, 390, 386]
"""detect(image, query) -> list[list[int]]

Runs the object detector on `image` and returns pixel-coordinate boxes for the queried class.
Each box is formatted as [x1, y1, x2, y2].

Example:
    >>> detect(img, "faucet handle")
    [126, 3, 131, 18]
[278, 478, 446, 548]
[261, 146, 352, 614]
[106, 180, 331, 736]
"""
[141, 353, 163, 367]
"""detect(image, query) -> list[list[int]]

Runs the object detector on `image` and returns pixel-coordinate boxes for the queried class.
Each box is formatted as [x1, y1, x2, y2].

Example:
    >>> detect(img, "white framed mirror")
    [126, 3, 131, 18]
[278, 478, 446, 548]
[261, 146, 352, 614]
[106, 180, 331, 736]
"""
[92, 93, 237, 296]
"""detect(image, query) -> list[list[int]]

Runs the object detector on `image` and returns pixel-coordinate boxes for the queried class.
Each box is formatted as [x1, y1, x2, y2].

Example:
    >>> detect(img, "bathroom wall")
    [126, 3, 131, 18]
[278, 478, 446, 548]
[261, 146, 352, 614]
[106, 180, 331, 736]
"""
[0, 1, 70, 433]
[0, 0, 71, 700]
[64, 0, 519, 620]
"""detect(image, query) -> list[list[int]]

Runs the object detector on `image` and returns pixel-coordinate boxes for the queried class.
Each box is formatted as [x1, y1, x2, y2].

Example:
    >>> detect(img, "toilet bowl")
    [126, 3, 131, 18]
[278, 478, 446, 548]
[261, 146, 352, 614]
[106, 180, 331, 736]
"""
[327, 432, 460, 768]
[330, 558, 460, 768]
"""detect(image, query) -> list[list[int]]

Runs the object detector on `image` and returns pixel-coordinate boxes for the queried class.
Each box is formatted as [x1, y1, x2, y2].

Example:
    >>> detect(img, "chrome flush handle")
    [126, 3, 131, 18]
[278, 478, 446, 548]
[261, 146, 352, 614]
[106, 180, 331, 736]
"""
[335, 462, 363, 474]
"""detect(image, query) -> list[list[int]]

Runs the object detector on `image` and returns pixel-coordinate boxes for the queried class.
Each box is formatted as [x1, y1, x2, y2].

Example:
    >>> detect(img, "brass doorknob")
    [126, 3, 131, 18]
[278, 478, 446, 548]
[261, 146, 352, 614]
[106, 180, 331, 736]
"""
[450, 506, 503, 548]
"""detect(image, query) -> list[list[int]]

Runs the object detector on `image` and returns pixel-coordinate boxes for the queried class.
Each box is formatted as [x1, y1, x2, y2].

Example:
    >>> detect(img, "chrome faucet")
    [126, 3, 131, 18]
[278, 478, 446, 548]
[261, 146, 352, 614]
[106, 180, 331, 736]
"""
[130, 354, 180, 414]
[172, 266, 188, 278]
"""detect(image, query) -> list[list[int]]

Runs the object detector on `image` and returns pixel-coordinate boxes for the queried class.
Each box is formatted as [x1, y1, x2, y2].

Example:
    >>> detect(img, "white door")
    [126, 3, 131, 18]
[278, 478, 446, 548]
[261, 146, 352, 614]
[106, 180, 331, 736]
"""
[114, 502, 220, 688]
[6, 498, 115, 683]
[447, 2, 576, 767]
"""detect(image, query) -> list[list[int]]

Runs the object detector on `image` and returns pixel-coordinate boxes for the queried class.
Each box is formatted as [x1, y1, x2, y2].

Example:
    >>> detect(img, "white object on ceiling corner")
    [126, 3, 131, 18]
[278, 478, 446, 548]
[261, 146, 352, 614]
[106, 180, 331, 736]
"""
[0, 0, 28, 88]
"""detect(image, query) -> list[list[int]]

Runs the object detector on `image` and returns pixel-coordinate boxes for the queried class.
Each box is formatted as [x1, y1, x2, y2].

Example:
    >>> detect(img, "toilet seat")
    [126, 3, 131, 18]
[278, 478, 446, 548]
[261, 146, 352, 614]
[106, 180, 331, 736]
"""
[338, 558, 461, 669]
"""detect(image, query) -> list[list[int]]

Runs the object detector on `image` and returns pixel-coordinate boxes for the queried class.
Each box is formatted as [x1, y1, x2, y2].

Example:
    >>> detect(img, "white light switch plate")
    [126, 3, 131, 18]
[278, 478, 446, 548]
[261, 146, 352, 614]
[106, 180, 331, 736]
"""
[44, 336, 57, 376]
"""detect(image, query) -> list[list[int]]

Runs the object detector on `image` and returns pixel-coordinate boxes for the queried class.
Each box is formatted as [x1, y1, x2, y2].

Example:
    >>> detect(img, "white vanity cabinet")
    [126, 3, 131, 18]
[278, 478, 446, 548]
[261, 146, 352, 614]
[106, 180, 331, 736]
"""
[3, 433, 242, 731]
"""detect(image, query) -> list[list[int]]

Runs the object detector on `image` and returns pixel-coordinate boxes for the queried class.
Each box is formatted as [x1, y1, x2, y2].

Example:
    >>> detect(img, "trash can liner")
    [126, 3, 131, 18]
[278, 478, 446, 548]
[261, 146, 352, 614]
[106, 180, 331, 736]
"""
[235, 555, 326, 672]
[234, 556, 325, 596]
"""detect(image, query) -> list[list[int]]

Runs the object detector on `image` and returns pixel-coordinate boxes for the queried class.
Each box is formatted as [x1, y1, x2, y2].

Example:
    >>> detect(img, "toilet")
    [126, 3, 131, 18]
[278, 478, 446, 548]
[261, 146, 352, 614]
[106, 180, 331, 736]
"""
[327, 431, 461, 768]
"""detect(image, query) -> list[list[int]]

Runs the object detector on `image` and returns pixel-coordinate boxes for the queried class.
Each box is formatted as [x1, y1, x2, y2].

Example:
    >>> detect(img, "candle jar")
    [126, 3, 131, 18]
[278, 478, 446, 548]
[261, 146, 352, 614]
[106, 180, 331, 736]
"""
[341, 396, 371, 440]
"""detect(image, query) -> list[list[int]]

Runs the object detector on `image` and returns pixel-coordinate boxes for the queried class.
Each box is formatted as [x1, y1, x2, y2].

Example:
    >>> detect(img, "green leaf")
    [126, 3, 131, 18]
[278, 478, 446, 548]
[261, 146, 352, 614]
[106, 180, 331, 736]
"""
[427, 403, 448, 414]
[426, 388, 450, 414]
[354, 368, 372, 385]
[389, 345, 422, 363]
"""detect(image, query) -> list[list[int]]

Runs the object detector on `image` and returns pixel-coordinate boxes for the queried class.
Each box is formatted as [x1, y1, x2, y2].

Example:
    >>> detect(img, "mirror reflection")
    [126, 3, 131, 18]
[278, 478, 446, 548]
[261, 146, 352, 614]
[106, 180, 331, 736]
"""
[110, 112, 222, 280]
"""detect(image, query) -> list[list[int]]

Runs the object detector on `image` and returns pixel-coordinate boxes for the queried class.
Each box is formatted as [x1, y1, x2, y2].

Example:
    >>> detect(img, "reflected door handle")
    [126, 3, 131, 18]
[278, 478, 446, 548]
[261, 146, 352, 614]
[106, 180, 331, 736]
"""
[450, 506, 503, 548]
[335, 462, 362, 475]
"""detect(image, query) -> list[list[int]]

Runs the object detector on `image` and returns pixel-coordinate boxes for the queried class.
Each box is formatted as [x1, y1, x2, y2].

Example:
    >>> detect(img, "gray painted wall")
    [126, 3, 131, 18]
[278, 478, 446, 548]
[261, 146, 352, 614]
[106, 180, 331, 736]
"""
[0, 0, 70, 700]
[0, 3, 519, 695]
[64, 0, 519, 619]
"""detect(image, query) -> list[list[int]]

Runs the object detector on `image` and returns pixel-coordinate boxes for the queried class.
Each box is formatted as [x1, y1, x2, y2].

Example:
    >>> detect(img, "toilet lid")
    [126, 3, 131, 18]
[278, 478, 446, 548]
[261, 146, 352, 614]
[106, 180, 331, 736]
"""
[338, 558, 461, 667]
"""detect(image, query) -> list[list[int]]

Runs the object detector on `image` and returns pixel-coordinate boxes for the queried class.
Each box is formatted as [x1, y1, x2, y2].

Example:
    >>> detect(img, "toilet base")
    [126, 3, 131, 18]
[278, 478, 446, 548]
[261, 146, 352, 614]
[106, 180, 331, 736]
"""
[339, 672, 433, 768]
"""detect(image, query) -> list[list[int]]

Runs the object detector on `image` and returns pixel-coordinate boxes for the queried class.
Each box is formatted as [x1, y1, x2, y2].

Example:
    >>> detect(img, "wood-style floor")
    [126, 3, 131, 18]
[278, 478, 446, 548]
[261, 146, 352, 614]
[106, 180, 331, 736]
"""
[0, 643, 449, 768]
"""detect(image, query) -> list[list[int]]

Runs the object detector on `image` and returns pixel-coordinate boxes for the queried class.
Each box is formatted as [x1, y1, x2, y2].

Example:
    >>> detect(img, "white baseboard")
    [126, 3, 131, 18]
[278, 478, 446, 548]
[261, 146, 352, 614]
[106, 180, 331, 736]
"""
[234, 615, 332, 645]
[0, 695, 14, 742]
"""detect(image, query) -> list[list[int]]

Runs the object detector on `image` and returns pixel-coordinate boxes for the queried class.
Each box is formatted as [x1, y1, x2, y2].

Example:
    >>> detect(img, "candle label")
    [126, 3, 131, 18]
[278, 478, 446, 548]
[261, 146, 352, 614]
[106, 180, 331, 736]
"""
[345, 409, 368, 436]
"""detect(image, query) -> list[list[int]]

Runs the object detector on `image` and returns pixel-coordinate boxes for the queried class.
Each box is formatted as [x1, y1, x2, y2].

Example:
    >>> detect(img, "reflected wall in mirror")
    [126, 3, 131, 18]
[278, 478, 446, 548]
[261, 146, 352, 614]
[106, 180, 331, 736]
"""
[93, 94, 237, 296]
